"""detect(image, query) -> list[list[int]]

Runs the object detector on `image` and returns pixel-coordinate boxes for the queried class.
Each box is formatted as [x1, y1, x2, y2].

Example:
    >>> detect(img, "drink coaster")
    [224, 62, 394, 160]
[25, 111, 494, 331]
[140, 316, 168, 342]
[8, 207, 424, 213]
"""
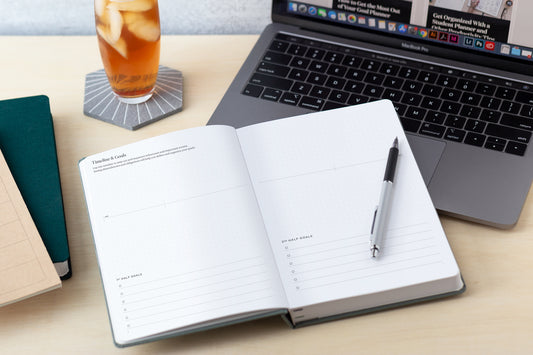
[83, 65, 183, 130]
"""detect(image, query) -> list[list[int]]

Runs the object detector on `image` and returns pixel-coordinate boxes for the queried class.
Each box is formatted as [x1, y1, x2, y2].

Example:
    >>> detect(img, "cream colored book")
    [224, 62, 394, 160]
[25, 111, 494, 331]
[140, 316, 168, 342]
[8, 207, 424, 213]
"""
[0, 149, 61, 307]
[79, 101, 464, 347]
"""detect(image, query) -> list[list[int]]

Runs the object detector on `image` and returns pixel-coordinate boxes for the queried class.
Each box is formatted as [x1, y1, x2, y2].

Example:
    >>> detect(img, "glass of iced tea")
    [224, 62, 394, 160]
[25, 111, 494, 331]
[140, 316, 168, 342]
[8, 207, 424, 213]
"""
[94, 0, 161, 104]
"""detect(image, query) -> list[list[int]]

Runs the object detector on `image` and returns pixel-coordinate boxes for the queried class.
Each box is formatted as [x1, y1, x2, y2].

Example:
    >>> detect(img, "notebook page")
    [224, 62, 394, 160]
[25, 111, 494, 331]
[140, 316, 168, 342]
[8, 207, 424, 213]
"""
[237, 101, 461, 311]
[0, 149, 60, 306]
[79, 126, 286, 345]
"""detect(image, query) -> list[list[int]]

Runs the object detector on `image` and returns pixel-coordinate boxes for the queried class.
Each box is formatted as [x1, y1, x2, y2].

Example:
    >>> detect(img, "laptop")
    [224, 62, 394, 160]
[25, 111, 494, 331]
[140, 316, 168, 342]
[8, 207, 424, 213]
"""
[208, 0, 533, 229]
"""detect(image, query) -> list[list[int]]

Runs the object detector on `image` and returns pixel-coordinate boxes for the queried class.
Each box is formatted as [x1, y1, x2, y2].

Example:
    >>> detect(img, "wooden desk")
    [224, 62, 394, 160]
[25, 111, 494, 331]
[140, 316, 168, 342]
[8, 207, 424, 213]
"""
[0, 35, 532, 354]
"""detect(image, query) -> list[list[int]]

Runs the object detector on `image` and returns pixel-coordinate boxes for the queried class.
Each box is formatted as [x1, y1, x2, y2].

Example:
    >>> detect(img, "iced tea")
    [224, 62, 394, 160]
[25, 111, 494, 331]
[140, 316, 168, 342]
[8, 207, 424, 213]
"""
[95, 0, 160, 103]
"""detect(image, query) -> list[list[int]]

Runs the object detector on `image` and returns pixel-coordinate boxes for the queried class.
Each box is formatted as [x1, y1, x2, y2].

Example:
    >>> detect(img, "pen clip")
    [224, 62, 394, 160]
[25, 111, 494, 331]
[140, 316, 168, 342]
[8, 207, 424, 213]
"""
[370, 206, 378, 235]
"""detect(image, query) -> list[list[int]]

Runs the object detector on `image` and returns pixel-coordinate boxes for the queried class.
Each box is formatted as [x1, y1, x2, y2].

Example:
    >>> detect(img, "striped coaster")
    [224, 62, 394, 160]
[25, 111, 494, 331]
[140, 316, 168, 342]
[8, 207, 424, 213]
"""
[83, 66, 183, 130]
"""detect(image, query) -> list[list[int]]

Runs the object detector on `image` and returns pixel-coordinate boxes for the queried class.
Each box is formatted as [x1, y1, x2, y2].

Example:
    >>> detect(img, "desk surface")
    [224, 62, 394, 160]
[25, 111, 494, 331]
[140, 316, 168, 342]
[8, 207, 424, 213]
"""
[0, 35, 532, 354]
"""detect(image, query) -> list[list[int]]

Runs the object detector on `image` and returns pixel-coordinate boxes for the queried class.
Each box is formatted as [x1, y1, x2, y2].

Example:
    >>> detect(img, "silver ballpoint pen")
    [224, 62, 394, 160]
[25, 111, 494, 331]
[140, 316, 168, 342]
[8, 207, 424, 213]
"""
[370, 137, 399, 258]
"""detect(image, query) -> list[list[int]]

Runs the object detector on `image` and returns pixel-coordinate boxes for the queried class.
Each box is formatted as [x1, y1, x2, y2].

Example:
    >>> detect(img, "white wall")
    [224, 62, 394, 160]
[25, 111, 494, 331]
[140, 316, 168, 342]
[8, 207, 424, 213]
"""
[0, 0, 272, 35]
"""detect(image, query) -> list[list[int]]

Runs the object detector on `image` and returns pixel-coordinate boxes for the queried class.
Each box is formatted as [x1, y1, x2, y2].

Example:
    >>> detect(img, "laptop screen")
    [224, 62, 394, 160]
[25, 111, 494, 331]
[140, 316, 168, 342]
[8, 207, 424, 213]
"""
[274, 0, 533, 73]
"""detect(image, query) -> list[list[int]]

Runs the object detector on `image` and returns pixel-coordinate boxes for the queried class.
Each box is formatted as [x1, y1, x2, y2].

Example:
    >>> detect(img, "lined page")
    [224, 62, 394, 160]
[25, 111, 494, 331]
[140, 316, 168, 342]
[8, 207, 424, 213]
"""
[79, 126, 286, 345]
[0, 150, 60, 306]
[237, 101, 461, 312]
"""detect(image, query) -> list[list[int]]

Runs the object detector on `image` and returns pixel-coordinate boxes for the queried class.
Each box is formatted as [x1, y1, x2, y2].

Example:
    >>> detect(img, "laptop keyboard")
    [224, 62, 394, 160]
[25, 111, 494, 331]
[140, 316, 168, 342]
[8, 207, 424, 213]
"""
[242, 33, 533, 156]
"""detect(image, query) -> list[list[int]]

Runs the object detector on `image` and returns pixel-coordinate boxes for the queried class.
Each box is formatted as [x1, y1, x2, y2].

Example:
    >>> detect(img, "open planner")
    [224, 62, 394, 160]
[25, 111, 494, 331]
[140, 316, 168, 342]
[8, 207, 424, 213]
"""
[79, 100, 464, 347]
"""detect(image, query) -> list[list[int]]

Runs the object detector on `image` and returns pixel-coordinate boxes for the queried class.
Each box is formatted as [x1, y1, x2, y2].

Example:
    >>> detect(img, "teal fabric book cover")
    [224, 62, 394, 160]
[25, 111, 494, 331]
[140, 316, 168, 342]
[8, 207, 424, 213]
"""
[0, 95, 71, 279]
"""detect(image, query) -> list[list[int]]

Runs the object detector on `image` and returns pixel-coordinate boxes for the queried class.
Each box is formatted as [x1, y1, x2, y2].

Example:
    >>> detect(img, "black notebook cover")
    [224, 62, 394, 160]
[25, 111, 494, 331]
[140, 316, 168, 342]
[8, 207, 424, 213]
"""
[0, 95, 71, 279]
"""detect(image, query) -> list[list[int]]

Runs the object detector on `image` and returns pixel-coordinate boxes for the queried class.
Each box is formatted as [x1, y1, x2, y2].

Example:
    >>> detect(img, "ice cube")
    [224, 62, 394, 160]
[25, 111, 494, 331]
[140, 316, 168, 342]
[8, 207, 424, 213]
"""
[95, 0, 108, 17]
[97, 24, 128, 58]
[123, 13, 160, 42]
[108, 0, 154, 12]
[108, 9, 123, 43]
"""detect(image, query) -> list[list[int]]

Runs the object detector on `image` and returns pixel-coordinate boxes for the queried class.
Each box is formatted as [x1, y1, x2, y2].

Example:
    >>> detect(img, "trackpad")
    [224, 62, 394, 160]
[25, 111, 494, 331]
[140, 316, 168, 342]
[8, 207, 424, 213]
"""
[406, 134, 446, 186]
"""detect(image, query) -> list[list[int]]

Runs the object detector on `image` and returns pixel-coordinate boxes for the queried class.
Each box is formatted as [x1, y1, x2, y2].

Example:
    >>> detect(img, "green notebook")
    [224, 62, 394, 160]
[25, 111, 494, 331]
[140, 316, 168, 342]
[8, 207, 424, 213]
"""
[0, 95, 71, 279]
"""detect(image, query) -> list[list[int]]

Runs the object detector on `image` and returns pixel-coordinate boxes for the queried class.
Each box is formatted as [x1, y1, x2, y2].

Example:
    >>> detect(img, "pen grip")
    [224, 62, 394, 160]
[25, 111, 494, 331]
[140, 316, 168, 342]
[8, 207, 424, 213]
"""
[384, 147, 399, 182]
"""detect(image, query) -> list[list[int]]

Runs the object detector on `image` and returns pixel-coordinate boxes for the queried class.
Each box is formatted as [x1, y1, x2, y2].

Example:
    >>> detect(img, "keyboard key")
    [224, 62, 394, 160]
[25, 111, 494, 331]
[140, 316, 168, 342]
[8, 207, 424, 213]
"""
[327, 64, 348, 77]
[486, 137, 507, 152]
[485, 140, 505, 152]
[250, 73, 293, 91]
[485, 123, 532, 143]
[476, 83, 496, 95]
[398, 67, 419, 79]
[495, 87, 516, 100]
[342, 56, 362, 67]
[257, 62, 291, 77]
[310, 86, 331, 99]
[421, 97, 442, 110]
[288, 68, 309, 81]
[401, 93, 422, 106]
[380, 64, 400, 76]
[500, 101, 521, 114]
[280, 92, 301, 105]
[346, 68, 366, 80]
[361, 59, 381, 71]
[364, 73, 385, 85]
[348, 94, 369, 105]
[460, 92, 481, 106]
[325, 77, 346, 89]
[480, 109, 501, 123]
[242, 83, 263, 97]
[425, 111, 446, 124]
[324, 52, 344, 64]
[263, 51, 291, 65]
[261, 88, 282, 101]
[460, 105, 481, 119]
[305, 48, 326, 60]
[441, 88, 461, 101]
[500, 113, 533, 131]
[441, 101, 461, 114]
[344, 81, 364, 93]
[403, 81, 423, 93]
[437, 75, 457, 87]
[456, 79, 476, 91]
[421, 84, 442, 97]
[505, 141, 527, 156]
[393, 103, 407, 116]
[516, 90, 533, 105]
[418, 71, 438, 83]
[383, 77, 404, 89]
[520, 105, 533, 118]
[287, 44, 308, 56]
[487, 137, 506, 146]
[480, 96, 501, 110]
[269, 40, 289, 52]
[290, 57, 311, 69]
[309, 60, 328, 73]
[329, 90, 350, 103]
[420, 123, 446, 138]
[445, 115, 466, 128]
[464, 132, 486, 147]
[465, 119, 486, 133]
[400, 117, 422, 133]
[363, 85, 384, 98]
[405, 107, 427, 120]
[307, 73, 327, 85]
[299, 96, 325, 110]
[444, 128, 466, 142]
[291, 82, 312, 95]
[383, 88, 403, 102]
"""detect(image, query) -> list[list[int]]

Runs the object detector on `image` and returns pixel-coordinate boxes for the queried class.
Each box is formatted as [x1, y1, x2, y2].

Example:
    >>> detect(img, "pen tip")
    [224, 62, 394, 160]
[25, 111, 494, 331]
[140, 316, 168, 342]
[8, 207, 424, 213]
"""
[393, 137, 398, 148]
